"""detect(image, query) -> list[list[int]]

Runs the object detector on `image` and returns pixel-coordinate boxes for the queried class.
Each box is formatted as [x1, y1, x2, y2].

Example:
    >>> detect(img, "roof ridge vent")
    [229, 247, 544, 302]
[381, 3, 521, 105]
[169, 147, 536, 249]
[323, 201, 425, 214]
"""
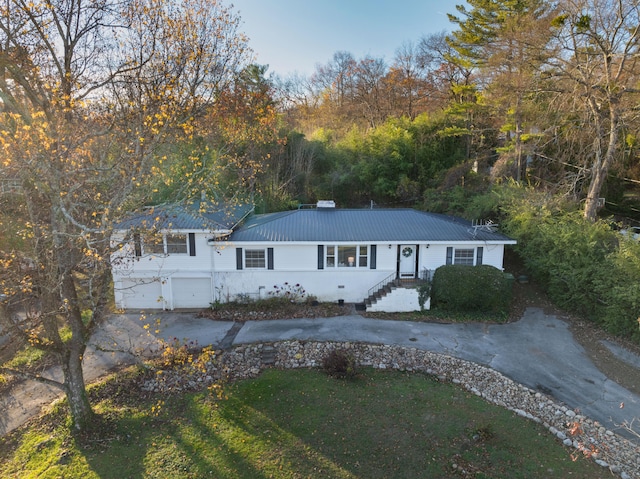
[316, 200, 336, 209]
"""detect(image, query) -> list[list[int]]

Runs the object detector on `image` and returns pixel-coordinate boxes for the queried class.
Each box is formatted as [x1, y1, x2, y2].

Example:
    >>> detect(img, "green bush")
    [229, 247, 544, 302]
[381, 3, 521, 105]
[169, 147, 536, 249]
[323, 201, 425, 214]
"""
[497, 184, 640, 341]
[431, 264, 512, 313]
[592, 238, 640, 339]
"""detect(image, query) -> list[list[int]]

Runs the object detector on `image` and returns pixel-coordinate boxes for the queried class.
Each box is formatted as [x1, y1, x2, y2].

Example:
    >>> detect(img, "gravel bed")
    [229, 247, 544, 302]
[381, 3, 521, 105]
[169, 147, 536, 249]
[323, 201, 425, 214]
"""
[141, 341, 640, 479]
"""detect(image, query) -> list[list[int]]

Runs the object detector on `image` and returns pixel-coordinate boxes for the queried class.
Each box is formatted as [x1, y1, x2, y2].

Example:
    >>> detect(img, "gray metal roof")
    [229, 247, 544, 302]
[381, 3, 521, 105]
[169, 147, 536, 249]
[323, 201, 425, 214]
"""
[114, 203, 254, 232]
[230, 208, 515, 243]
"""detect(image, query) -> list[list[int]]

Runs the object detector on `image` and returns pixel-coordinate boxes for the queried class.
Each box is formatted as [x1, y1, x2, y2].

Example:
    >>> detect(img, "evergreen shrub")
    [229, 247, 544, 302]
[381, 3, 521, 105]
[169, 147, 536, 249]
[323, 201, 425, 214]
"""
[431, 264, 512, 313]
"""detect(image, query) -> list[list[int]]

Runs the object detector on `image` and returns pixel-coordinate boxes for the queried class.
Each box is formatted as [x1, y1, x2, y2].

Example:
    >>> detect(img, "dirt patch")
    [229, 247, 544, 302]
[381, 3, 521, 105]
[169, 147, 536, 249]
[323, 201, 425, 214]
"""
[197, 300, 350, 321]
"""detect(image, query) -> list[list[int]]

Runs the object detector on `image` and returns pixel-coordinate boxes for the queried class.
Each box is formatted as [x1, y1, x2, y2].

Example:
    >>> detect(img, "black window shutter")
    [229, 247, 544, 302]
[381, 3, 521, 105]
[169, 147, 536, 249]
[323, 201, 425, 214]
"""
[446, 247, 453, 265]
[133, 233, 142, 257]
[476, 247, 483, 265]
[236, 248, 243, 270]
[188, 233, 196, 256]
[317, 245, 324, 270]
[370, 245, 377, 269]
[267, 248, 274, 270]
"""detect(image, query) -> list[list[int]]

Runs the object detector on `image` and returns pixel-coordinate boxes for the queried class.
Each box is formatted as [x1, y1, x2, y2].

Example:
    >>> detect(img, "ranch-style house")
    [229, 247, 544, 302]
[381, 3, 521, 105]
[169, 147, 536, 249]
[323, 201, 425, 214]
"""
[110, 200, 516, 312]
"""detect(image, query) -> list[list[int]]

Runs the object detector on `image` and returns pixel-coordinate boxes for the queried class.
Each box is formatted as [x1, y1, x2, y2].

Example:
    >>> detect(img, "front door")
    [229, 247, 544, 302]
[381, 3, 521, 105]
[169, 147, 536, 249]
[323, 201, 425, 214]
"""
[399, 244, 417, 278]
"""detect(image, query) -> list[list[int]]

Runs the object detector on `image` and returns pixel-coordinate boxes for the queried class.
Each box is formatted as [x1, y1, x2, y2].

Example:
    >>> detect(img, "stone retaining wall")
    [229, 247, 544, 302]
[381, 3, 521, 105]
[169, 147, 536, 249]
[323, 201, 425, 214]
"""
[142, 341, 640, 479]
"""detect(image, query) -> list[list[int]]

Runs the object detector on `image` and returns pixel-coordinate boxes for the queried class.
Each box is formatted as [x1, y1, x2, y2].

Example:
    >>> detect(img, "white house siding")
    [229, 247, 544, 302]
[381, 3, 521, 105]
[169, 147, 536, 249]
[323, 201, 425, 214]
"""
[419, 243, 506, 274]
[111, 233, 512, 310]
[113, 232, 216, 310]
[213, 242, 396, 304]
[214, 269, 393, 303]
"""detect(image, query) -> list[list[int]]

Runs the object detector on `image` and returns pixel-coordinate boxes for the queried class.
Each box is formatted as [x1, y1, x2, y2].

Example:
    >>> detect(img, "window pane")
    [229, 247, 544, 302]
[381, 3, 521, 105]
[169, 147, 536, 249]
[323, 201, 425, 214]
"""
[454, 248, 474, 265]
[245, 249, 266, 268]
[326, 245, 335, 267]
[359, 245, 368, 267]
[144, 234, 164, 254]
[338, 246, 357, 267]
[165, 234, 187, 254]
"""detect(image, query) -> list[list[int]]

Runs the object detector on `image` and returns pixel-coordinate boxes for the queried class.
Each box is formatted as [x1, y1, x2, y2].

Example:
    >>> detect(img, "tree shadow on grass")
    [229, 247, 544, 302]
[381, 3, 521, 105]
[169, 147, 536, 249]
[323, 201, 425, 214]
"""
[78, 395, 283, 479]
[210, 394, 355, 478]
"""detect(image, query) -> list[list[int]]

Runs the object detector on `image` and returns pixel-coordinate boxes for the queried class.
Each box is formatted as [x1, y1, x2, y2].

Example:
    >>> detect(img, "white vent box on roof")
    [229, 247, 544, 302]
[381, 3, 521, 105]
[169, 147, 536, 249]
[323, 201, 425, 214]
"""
[316, 200, 336, 209]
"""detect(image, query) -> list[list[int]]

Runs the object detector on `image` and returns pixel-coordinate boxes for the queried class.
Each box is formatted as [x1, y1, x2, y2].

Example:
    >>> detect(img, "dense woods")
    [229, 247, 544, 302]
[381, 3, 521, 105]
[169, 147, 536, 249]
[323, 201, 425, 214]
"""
[0, 0, 639, 431]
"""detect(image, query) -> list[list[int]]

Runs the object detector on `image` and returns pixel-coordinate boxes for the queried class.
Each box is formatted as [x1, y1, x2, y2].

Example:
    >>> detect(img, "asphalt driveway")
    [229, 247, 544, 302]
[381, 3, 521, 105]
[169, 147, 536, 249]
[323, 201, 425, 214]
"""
[1, 307, 639, 441]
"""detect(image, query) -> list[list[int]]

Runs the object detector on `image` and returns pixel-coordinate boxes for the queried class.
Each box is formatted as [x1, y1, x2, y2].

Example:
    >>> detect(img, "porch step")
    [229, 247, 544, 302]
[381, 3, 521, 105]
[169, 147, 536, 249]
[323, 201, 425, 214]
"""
[261, 345, 277, 365]
[365, 280, 399, 306]
[364, 278, 427, 308]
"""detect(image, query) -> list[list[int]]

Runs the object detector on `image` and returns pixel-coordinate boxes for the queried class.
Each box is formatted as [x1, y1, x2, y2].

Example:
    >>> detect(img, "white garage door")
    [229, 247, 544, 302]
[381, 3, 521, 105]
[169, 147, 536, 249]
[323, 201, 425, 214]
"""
[120, 279, 164, 309]
[172, 278, 212, 309]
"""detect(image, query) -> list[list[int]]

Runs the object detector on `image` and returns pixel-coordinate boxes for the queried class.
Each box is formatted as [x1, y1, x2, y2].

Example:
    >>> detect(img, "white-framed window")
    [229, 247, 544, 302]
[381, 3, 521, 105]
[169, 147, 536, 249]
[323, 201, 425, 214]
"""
[143, 233, 165, 255]
[325, 245, 368, 268]
[326, 246, 336, 267]
[135, 233, 190, 256]
[446, 246, 483, 266]
[359, 245, 368, 267]
[454, 248, 475, 265]
[165, 234, 188, 254]
[245, 249, 266, 268]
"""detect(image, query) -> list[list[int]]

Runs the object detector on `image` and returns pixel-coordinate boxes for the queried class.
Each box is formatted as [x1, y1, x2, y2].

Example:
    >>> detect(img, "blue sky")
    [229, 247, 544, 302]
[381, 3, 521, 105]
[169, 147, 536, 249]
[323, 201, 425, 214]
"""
[230, 0, 464, 77]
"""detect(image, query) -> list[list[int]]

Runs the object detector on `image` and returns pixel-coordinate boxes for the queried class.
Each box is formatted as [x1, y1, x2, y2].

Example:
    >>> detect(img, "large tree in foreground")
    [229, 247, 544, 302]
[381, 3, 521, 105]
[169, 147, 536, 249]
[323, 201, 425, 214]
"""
[0, 0, 249, 432]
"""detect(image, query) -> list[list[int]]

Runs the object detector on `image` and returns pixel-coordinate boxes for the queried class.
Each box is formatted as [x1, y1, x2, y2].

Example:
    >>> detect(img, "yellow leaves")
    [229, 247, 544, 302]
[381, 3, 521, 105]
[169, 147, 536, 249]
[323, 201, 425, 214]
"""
[151, 399, 165, 416]
[83, 248, 102, 261]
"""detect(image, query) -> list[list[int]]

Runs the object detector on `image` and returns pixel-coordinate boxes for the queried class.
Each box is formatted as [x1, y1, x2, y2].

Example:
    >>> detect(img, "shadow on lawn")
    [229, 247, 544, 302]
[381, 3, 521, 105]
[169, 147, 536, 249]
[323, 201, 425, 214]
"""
[79, 394, 341, 479]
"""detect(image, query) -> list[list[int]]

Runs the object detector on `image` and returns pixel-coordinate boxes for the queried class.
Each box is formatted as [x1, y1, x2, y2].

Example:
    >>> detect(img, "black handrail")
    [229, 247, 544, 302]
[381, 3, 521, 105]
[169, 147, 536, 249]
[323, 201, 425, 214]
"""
[367, 272, 396, 299]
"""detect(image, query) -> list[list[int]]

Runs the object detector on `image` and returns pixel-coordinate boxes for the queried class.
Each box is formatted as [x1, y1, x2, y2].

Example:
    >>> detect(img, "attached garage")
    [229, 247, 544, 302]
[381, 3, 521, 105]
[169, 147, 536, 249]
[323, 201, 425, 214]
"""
[171, 277, 212, 309]
[119, 279, 164, 309]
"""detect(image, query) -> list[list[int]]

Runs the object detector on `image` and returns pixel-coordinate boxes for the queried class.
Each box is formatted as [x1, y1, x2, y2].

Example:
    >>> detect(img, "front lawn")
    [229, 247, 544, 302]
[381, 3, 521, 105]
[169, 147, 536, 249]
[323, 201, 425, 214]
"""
[0, 368, 604, 478]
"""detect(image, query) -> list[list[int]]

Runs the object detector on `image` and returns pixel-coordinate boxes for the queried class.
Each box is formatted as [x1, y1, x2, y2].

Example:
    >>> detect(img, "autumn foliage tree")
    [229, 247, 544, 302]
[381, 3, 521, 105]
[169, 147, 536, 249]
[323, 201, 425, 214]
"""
[0, 0, 249, 432]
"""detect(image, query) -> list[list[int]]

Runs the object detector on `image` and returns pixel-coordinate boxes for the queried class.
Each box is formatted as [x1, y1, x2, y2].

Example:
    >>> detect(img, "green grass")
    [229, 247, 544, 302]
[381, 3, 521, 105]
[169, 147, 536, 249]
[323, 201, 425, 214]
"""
[0, 368, 604, 478]
[3, 344, 46, 369]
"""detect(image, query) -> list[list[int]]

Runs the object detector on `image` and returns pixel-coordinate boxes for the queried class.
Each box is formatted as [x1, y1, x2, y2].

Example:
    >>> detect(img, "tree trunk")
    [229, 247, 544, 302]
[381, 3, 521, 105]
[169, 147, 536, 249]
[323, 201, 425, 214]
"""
[514, 98, 523, 183]
[583, 106, 619, 222]
[61, 345, 95, 432]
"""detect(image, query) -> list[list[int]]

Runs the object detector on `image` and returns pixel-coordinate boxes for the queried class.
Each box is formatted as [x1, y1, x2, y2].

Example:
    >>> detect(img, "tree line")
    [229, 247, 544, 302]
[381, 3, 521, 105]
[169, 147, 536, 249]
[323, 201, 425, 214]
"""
[259, 0, 640, 222]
